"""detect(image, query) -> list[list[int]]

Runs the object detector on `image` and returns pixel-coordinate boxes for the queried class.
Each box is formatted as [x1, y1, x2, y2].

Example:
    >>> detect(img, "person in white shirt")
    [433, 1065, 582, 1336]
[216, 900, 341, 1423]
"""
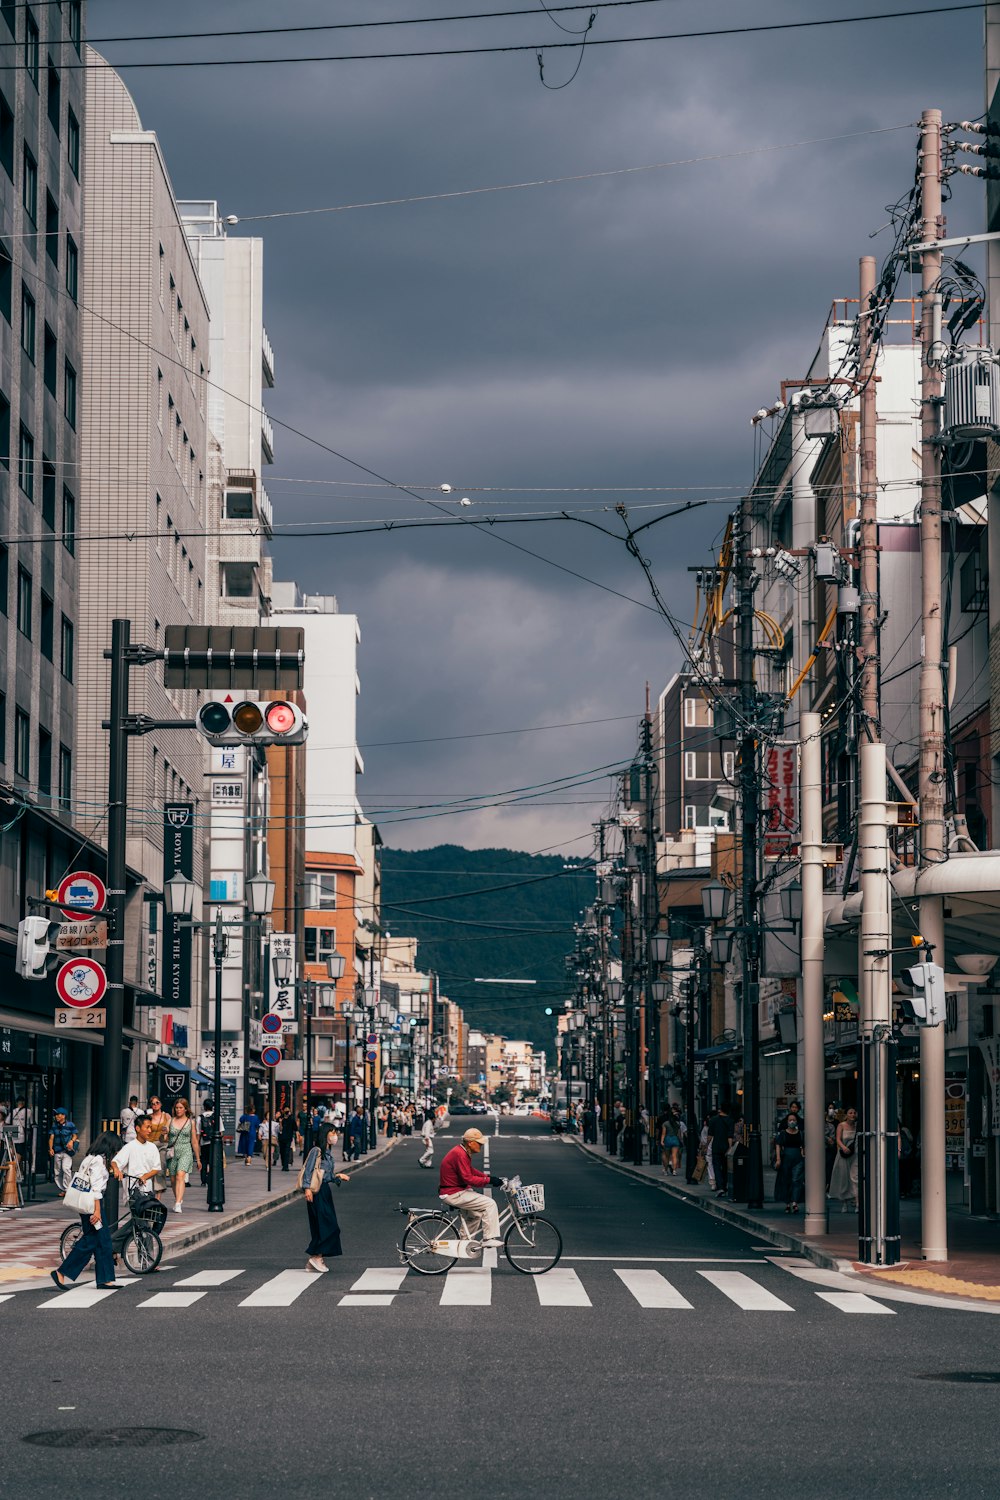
[110, 1113, 161, 1195]
[50, 1130, 120, 1289]
[419, 1112, 435, 1168]
[120, 1096, 139, 1144]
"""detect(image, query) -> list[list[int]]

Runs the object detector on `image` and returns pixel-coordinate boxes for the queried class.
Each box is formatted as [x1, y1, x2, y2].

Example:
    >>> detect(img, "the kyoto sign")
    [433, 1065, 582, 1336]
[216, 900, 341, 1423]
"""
[58, 870, 106, 922]
[163, 804, 194, 1008]
[268, 934, 299, 1034]
[55, 958, 108, 1009]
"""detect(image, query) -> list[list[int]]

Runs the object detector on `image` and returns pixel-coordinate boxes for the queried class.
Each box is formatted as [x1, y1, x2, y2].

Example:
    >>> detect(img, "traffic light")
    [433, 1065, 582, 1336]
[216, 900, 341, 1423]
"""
[901, 962, 945, 1027]
[194, 699, 308, 746]
[16, 916, 52, 979]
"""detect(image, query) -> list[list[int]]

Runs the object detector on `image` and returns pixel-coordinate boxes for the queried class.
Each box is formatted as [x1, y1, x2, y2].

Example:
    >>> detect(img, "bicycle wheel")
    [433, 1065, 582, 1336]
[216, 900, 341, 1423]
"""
[59, 1223, 83, 1261]
[401, 1212, 460, 1275]
[504, 1215, 562, 1274]
[122, 1227, 163, 1275]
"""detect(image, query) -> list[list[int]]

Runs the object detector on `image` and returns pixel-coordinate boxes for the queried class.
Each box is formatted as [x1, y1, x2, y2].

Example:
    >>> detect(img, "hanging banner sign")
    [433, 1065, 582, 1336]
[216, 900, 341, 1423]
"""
[163, 804, 194, 1009]
[268, 934, 298, 1027]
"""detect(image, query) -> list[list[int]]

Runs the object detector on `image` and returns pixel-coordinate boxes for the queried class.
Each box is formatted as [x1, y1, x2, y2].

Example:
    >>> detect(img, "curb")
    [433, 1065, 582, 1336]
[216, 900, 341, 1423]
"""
[570, 1137, 845, 1272]
[163, 1135, 405, 1261]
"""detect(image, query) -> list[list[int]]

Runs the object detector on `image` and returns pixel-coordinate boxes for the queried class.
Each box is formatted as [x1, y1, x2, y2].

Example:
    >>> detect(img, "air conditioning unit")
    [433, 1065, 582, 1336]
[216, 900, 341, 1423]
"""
[943, 347, 1000, 440]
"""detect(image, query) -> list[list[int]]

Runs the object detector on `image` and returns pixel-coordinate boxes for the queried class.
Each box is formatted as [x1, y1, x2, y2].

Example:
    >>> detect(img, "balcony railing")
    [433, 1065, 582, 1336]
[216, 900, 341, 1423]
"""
[261, 408, 274, 464]
[262, 326, 275, 388]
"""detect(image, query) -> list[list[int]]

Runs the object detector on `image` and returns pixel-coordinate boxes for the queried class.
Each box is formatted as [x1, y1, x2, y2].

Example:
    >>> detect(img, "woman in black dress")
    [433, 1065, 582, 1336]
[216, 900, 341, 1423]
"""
[301, 1124, 350, 1273]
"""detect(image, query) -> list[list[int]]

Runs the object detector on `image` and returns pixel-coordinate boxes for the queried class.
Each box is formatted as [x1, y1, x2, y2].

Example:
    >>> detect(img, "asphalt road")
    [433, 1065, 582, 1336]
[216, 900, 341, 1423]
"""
[4, 1118, 1000, 1499]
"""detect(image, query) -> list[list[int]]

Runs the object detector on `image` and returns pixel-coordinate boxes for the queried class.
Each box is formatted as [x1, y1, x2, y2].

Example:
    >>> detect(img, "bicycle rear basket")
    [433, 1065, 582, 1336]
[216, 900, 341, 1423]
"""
[515, 1183, 545, 1213]
[132, 1197, 168, 1234]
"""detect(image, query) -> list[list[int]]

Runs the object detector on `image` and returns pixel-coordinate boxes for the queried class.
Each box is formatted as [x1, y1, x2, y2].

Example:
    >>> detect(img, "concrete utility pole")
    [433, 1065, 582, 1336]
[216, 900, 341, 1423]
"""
[799, 712, 826, 1236]
[917, 106, 949, 1262]
[641, 708, 659, 1130]
[858, 254, 881, 732]
[736, 502, 764, 1208]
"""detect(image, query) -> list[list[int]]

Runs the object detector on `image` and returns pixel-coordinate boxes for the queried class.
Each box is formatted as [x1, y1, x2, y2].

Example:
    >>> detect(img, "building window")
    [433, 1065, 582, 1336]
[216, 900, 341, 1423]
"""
[683, 696, 711, 728]
[68, 1, 81, 52]
[683, 751, 715, 782]
[40, 590, 53, 660]
[0, 543, 7, 614]
[65, 234, 78, 301]
[18, 423, 33, 497]
[14, 708, 29, 780]
[62, 486, 75, 554]
[0, 392, 9, 469]
[44, 191, 58, 265]
[16, 565, 31, 637]
[22, 146, 36, 225]
[20, 283, 34, 360]
[306, 873, 337, 909]
[158, 245, 164, 302]
[40, 458, 55, 529]
[0, 3, 14, 38]
[38, 727, 51, 795]
[0, 240, 10, 324]
[24, 9, 38, 88]
[723, 750, 735, 781]
[43, 324, 56, 395]
[47, 61, 60, 135]
[224, 490, 254, 520]
[59, 743, 71, 806]
[0, 92, 13, 182]
[221, 562, 255, 599]
[67, 107, 79, 176]
[303, 927, 337, 963]
[63, 360, 76, 428]
[60, 614, 73, 680]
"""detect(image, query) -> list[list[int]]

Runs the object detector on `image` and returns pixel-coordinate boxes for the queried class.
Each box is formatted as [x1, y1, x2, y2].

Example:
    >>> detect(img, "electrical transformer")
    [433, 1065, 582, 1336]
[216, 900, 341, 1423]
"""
[942, 346, 1000, 440]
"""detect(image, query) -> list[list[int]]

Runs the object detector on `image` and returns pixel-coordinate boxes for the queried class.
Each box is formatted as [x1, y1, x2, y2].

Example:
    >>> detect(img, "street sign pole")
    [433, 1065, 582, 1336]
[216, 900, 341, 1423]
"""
[100, 618, 129, 1130]
[208, 909, 228, 1212]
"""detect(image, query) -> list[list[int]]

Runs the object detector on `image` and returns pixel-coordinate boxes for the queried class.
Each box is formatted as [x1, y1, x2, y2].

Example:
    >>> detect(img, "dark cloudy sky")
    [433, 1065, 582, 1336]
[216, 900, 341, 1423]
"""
[91, 1, 985, 853]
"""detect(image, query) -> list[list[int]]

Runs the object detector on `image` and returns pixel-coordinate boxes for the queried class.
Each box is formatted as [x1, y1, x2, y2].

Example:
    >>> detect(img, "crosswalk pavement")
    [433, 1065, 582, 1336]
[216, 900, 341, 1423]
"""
[4, 1258, 925, 1316]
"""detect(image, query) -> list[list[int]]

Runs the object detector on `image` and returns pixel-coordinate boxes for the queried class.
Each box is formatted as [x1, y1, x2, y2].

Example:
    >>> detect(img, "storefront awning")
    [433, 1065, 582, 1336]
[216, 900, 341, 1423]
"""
[694, 1042, 739, 1061]
[0, 1009, 155, 1048]
[308, 1080, 347, 1094]
[156, 1056, 234, 1089]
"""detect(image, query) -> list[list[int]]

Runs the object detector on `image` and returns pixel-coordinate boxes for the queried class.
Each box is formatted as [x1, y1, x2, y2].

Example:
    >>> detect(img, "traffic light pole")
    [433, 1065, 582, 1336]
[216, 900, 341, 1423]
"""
[100, 619, 130, 1130]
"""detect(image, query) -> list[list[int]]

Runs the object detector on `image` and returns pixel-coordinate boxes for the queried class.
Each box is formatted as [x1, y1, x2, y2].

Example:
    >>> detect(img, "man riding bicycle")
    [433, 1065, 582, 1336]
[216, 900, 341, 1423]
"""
[439, 1127, 505, 1246]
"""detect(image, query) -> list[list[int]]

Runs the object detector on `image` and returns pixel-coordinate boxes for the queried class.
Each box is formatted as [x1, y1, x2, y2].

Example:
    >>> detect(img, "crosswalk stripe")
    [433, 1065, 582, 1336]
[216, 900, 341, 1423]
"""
[815, 1291, 895, 1315]
[0, 1294, 13, 1304]
[339, 1294, 395, 1307]
[138, 1291, 207, 1309]
[350, 1268, 407, 1294]
[441, 1267, 492, 1306]
[614, 1268, 693, 1309]
[172, 1270, 243, 1289]
[39, 1286, 120, 1309]
[697, 1271, 794, 1311]
[534, 1267, 591, 1306]
[239, 1270, 317, 1307]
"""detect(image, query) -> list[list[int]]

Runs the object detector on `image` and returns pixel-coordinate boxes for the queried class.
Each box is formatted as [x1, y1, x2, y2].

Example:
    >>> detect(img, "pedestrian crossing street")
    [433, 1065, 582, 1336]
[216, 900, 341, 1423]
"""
[5, 1257, 923, 1316]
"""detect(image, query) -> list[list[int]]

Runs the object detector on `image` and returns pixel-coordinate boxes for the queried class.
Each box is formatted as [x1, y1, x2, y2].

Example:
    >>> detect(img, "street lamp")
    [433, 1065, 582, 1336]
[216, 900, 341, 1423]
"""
[606, 978, 623, 1004]
[711, 930, 734, 966]
[163, 869, 197, 919]
[326, 951, 346, 980]
[701, 878, 732, 924]
[649, 933, 671, 965]
[271, 947, 294, 987]
[651, 980, 670, 1004]
[245, 870, 276, 919]
[779, 879, 802, 925]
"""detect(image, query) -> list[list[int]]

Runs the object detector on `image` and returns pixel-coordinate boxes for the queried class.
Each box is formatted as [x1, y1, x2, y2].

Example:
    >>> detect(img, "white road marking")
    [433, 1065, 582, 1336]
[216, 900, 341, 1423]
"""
[767, 1256, 1000, 1313]
[350, 1268, 407, 1294]
[483, 1248, 499, 1269]
[239, 1270, 317, 1307]
[564, 1256, 761, 1263]
[138, 1291, 207, 1309]
[172, 1270, 243, 1288]
[338, 1294, 395, 1307]
[815, 1292, 895, 1314]
[441, 1267, 492, 1306]
[39, 1286, 120, 1309]
[534, 1268, 591, 1307]
[0, 1294, 13, 1304]
[698, 1271, 794, 1311]
[614, 1268, 693, 1309]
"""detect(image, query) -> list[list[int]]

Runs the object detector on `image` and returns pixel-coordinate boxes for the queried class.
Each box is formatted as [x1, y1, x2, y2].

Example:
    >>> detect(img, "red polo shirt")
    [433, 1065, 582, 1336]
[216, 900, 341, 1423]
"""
[439, 1144, 490, 1196]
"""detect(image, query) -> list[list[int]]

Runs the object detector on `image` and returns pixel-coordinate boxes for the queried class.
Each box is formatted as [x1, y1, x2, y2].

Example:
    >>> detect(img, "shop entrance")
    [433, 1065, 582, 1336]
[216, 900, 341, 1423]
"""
[0, 1070, 50, 1203]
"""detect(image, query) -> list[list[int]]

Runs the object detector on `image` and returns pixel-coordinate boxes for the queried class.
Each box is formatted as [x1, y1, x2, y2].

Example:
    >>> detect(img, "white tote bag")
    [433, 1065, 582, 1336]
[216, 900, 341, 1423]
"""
[63, 1157, 96, 1215]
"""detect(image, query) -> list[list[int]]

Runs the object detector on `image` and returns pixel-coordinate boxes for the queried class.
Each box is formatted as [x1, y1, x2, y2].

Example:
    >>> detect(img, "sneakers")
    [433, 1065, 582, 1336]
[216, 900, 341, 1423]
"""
[306, 1257, 328, 1273]
[481, 1237, 505, 1247]
[173, 1203, 183, 1213]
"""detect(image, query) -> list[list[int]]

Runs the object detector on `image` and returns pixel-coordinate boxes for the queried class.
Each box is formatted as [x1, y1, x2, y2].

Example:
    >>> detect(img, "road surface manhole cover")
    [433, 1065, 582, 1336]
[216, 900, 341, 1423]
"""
[23, 1428, 204, 1449]
[916, 1372, 1000, 1385]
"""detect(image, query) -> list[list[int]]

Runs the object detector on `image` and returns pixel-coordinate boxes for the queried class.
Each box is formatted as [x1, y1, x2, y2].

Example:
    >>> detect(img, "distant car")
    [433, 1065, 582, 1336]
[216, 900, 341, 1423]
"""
[470, 1102, 487, 1114]
[513, 1104, 530, 1117]
[448, 1102, 474, 1115]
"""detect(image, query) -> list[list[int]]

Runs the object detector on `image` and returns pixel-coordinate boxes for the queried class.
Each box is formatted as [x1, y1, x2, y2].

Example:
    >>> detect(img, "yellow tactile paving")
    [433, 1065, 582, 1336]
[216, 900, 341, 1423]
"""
[0, 1266, 46, 1281]
[865, 1268, 1000, 1300]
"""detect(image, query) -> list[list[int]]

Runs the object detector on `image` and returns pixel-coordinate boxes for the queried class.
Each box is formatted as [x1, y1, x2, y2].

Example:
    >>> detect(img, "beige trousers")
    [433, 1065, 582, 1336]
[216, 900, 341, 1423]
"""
[440, 1188, 500, 1240]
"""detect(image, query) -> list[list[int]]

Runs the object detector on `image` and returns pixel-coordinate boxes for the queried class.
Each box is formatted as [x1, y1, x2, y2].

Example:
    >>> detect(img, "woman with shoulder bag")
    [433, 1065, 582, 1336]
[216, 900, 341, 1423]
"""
[167, 1098, 201, 1214]
[300, 1123, 350, 1273]
[828, 1106, 859, 1212]
[50, 1130, 121, 1290]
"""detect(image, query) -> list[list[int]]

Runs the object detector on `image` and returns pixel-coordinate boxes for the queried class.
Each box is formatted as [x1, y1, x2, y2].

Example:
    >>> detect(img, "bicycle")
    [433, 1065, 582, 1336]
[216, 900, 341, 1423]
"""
[59, 1176, 166, 1275]
[398, 1175, 562, 1276]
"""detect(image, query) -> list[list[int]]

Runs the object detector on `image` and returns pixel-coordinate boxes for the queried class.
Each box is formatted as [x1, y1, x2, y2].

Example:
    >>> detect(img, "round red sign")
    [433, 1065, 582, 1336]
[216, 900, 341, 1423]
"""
[57, 870, 108, 922]
[55, 957, 108, 1009]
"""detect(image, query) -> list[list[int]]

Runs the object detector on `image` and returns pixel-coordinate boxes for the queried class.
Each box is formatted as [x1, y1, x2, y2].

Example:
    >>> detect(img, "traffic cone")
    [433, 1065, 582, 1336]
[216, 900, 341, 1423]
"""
[1, 1157, 19, 1209]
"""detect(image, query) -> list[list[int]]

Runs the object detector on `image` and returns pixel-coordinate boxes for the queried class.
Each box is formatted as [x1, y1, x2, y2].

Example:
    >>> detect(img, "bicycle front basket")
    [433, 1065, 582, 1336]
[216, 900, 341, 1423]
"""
[515, 1182, 545, 1213]
[132, 1196, 168, 1234]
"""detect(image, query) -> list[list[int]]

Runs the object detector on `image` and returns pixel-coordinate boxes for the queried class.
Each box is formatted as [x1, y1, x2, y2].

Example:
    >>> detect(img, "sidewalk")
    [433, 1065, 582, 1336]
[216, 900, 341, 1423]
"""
[573, 1136, 1000, 1304]
[0, 1134, 402, 1283]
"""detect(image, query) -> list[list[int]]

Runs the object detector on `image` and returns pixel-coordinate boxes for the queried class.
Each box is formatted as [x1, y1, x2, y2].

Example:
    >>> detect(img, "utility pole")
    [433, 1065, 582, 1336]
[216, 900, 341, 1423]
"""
[736, 503, 764, 1208]
[858, 254, 881, 732]
[917, 106, 949, 1262]
[641, 707, 659, 1138]
[800, 712, 827, 1236]
[100, 618, 130, 1129]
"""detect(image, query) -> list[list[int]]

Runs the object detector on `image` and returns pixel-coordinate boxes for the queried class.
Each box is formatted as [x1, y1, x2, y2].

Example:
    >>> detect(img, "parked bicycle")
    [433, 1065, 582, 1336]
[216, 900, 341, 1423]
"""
[399, 1175, 562, 1275]
[59, 1175, 166, 1274]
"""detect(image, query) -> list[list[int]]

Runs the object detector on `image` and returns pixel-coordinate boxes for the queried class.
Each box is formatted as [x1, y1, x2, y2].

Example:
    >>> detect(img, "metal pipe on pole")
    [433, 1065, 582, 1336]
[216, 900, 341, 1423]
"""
[917, 106, 949, 1263]
[800, 712, 827, 1236]
[858, 740, 895, 1262]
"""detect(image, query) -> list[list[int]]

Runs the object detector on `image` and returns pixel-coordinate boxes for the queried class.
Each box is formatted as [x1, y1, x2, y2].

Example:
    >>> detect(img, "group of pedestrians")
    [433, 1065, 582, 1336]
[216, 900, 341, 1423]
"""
[118, 1093, 201, 1213]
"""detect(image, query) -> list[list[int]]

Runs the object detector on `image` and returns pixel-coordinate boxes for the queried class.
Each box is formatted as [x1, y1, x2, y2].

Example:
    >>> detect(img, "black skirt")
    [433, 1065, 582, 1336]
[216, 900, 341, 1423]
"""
[305, 1181, 343, 1257]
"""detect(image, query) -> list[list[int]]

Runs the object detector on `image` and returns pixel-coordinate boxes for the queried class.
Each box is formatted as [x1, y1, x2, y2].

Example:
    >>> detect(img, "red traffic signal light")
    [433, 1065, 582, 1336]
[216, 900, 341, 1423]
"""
[195, 699, 308, 746]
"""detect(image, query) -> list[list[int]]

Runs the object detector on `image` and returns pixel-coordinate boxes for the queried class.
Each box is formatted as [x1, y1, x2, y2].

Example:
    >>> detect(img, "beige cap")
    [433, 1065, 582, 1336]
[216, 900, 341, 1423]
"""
[463, 1128, 485, 1146]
